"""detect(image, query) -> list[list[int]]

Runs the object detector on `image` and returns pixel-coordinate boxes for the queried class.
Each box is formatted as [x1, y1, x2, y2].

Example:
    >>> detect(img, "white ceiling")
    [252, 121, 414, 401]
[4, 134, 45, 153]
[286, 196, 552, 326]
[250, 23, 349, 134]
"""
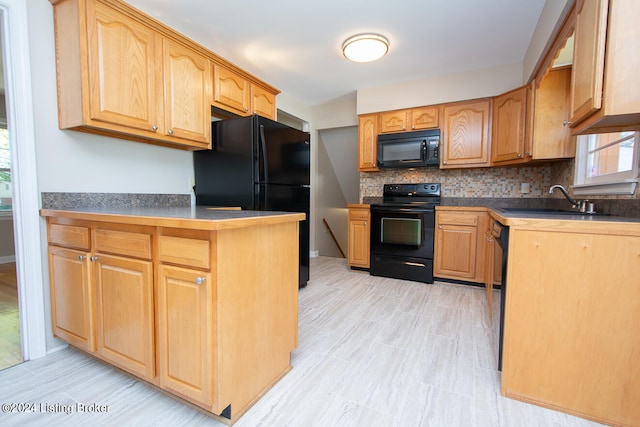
[129, 1, 544, 107]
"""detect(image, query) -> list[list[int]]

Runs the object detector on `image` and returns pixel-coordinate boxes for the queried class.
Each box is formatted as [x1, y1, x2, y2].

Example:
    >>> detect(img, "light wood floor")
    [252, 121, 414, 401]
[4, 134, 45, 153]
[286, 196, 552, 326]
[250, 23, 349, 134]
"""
[0, 257, 603, 426]
[0, 262, 22, 371]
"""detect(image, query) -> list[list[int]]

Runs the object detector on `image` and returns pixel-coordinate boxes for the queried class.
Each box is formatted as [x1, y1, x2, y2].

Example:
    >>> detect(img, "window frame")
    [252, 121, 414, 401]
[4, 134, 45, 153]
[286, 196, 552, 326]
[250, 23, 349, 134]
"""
[573, 131, 639, 196]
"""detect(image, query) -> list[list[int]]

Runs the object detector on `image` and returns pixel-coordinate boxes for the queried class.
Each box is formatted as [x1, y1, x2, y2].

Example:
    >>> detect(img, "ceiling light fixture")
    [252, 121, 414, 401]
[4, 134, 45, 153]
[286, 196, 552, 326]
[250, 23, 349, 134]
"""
[342, 33, 389, 63]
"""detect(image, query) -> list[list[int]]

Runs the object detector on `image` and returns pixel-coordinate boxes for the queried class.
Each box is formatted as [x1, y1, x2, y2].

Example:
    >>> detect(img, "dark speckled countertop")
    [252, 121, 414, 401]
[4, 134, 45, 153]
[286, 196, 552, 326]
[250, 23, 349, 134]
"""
[362, 197, 640, 218]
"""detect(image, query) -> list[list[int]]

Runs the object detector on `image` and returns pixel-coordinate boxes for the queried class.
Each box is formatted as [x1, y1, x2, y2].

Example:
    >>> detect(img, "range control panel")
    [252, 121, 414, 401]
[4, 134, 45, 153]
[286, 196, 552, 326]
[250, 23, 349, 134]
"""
[383, 183, 441, 197]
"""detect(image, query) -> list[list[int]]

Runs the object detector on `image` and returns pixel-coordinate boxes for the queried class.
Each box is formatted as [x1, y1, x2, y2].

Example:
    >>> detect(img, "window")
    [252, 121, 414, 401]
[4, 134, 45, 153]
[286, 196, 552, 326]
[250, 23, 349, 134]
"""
[573, 131, 639, 195]
[0, 126, 11, 210]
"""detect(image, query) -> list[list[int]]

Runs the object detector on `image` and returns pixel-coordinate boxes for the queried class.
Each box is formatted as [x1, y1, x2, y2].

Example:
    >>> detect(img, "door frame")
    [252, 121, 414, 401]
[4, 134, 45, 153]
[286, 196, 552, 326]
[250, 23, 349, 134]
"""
[1, 0, 47, 360]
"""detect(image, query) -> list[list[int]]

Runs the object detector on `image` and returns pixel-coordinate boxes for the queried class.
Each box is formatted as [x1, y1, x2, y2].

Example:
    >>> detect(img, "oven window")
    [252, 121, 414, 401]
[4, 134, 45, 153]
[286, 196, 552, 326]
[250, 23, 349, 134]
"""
[381, 218, 422, 245]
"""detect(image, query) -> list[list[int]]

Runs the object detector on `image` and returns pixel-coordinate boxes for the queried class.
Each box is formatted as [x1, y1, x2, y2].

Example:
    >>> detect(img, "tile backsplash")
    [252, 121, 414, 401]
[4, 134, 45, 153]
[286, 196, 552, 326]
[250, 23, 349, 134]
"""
[360, 164, 554, 200]
[361, 159, 640, 202]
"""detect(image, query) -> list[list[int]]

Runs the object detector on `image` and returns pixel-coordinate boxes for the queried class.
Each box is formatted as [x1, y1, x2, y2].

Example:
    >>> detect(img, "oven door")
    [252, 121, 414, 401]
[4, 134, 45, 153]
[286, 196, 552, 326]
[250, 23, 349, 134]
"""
[370, 206, 435, 259]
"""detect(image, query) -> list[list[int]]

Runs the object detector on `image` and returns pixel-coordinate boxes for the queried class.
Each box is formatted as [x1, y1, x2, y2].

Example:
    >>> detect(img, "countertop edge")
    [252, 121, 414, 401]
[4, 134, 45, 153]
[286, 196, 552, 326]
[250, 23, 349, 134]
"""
[40, 208, 306, 231]
[487, 208, 640, 235]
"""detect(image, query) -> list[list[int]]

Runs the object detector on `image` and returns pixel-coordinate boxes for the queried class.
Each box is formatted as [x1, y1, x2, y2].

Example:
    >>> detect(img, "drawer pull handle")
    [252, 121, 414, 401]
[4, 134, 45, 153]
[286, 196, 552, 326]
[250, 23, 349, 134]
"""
[78, 255, 86, 261]
[168, 129, 174, 135]
[152, 125, 158, 131]
[90, 256, 99, 262]
[195, 277, 206, 285]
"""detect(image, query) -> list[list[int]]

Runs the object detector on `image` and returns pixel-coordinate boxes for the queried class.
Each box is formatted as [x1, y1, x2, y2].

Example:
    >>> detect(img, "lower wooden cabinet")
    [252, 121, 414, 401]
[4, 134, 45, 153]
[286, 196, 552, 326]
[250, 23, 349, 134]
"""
[95, 254, 154, 380]
[483, 218, 503, 318]
[501, 224, 640, 427]
[48, 222, 156, 378]
[48, 246, 94, 352]
[434, 208, 488, 283]
[158, 265, 214, 406]
[347, 204, 370, 268]
[43, 211, 300, 422]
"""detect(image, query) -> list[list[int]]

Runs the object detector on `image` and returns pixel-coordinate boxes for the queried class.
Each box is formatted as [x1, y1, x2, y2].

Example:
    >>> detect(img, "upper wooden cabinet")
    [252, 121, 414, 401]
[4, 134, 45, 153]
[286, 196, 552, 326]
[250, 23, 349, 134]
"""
[380, 110, 409, 133]
[379, 106, 439, 134]
[212, 64, 276, 120]
[358, 114, 379, 171]
[251, 84, 277, 120]
[569, 0, 640, 134]
[441, 99, 492, 168]
[50, 0, 278, 150]
[410, 106, 440, 131]
[87, 3, 159, 135]
[532, 67, 575, 159]
[569, 0, 607, 126]
[491, 86, 528, 164]
[163, 40, 212, 146]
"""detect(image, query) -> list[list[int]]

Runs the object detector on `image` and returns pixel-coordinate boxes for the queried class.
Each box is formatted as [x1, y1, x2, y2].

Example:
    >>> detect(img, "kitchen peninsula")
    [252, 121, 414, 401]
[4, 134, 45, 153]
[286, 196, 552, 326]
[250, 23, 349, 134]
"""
[40, 206, 304, 423]
[490, 209, 640, 427]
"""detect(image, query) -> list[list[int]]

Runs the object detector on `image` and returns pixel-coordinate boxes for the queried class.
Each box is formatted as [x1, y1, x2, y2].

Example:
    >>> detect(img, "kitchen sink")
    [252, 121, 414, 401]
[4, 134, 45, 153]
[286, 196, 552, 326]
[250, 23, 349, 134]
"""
[497, 207, 608, 216]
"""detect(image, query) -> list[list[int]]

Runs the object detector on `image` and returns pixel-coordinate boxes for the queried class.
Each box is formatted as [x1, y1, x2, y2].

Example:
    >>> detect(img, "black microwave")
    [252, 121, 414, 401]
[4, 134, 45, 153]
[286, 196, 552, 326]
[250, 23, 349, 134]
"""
[377, 129, 440, 168]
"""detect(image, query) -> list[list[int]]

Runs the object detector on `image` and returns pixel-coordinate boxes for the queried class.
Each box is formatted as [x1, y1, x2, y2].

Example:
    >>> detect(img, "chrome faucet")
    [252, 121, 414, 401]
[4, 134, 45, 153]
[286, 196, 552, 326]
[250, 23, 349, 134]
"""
[549, 184, 591, 212]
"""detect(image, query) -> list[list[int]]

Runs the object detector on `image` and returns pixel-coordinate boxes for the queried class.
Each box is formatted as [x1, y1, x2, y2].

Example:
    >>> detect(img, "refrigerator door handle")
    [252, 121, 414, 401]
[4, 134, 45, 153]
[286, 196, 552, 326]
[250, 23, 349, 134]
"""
[258, 124, 269, 209]
[259, 124, 269, 185]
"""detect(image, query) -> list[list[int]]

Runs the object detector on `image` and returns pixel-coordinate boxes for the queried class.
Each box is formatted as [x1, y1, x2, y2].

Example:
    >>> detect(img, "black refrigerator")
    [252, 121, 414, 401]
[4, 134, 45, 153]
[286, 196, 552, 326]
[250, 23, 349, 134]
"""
[193, 115, 310, 287]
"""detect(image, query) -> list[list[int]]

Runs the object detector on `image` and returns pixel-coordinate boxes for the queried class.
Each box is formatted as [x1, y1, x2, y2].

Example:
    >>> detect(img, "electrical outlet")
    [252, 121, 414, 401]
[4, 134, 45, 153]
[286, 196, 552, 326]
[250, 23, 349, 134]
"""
[520, 182, 531, 194]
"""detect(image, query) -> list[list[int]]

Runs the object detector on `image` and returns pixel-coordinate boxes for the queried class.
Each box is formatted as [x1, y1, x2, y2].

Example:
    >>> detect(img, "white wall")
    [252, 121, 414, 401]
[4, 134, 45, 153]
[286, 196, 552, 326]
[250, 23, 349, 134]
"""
[357, 62, 524, 115]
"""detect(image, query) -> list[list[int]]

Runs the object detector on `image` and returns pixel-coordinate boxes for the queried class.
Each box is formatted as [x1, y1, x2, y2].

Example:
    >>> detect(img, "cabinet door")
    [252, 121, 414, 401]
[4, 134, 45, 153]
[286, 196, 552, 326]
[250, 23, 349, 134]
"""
[358, 114, 379, 171]
[441, 100, 492, 168]
[492, 86, 527, 163]
[435, 211, 487, 283]
[410, 106, 440, 130]
[158, 265, 214, 407]
[569, 0, 608, 125]
[163, 40, 211, 147]
[533, 67, 575, 159]
[484, 226, 494, 319]
[348, 207, 370, 268]
[212, 64, 251, 116]
[435, 224, 478, 279]
[95, 254, 154, 380]
[48, 246, 94, 352]
[251, 84, 276, 119]
[380, 110, 409, 133]
[88, 2, 160, 133]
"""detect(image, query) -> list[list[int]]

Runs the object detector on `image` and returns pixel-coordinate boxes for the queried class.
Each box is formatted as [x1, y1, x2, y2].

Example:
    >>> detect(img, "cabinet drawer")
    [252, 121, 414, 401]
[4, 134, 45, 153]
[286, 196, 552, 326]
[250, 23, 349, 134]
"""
[349, 209, 370, 221]
[437, 212, 478, 226]
[94, 229, 152, 260]
[48, 224, 90, 250]
[158, 236, 210, 269]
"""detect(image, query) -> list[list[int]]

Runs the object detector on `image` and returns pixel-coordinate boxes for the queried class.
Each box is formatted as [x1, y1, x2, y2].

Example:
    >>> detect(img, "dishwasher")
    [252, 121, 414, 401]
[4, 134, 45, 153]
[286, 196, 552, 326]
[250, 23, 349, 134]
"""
[491, 219, 509, 371]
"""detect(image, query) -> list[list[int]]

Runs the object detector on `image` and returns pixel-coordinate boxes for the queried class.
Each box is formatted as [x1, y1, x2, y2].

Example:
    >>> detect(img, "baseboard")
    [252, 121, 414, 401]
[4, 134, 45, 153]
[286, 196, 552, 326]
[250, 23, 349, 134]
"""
[0, 255, 16, 264]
